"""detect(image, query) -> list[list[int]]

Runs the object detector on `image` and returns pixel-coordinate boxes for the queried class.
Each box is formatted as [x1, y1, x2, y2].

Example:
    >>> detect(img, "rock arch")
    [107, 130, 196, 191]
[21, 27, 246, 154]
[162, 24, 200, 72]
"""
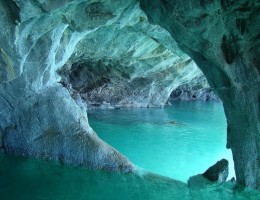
[140, 0, 260, 189]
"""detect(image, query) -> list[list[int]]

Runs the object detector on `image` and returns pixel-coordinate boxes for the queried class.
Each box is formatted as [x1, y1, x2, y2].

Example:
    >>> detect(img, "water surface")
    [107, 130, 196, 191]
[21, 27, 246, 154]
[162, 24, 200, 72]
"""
[0, 154, 259, 200]
[1, 102, 260, 199]
[89, 102, 235, 182]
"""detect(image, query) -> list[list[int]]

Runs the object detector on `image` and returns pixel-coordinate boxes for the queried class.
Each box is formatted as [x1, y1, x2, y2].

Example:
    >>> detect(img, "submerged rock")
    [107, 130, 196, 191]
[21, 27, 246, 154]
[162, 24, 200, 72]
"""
[169, 120, 186, 126]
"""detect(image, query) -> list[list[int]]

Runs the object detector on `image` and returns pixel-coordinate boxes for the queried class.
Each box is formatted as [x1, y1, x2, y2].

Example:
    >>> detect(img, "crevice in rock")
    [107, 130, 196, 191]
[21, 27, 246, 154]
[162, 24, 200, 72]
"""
[221, 0, 236, 10]
[1, 0, 20, 24]
[221, 35, 236, 65]
[236, 18, 247, 35]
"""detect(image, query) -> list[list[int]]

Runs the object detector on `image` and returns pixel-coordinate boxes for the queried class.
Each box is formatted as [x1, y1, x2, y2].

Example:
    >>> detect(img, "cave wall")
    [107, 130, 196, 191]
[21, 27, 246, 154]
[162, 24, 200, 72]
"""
[140, 0, 260, 189]
[0, 0, 208, 172]
[0, 0, 141, 171]
[56, 2, 207, 109]
[58, 57, 205, 109]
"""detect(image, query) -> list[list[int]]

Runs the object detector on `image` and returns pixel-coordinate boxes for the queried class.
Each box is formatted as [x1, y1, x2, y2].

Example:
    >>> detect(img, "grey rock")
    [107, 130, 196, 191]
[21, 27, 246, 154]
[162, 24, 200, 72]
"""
[0, 81, 134, 172]
[169, 73, 220, 102]
[187, 174, 213, 189]
[169, 87, 219, 102]
[202, 159, 229, 182]
[2, 0, 257, 191]
[188, 159, 228, 188]
[141, 0, 260, 189]
[0, 0, 207, 172]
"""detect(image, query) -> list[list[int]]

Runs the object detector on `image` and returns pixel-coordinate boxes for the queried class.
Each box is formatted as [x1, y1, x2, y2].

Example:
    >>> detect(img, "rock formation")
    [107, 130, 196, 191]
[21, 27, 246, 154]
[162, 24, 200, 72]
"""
[169, 84, 219, 102]
[202, 159, 229, 182]
[140, 0, 260, 189]
[188, 159, 229, 188]
[1, 0, 258, 190]
[0, 0, 207, 172]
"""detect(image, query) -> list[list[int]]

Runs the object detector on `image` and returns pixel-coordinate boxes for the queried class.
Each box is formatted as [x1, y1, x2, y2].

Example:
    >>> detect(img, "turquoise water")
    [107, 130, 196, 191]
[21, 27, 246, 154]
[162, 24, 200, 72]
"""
[1, 102, 260, 199]
[1, 154, 260, 200]
[88, 102, 235, 182]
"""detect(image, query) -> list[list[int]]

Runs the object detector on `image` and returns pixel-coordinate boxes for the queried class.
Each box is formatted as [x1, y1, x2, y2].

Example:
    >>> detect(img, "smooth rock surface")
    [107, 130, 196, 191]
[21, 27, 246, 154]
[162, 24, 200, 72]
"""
[4, 153, 260, 200]
[141, 0, 260, 189]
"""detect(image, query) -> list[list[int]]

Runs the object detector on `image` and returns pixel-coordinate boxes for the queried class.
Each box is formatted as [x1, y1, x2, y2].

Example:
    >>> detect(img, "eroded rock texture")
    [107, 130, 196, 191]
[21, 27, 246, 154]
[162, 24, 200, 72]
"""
[0, 0, 208, 172]
[169, 81, 219, 102]
[56, 6, 207, 109]
[58, 58, 205, 109]
[141, 0, 260, 189]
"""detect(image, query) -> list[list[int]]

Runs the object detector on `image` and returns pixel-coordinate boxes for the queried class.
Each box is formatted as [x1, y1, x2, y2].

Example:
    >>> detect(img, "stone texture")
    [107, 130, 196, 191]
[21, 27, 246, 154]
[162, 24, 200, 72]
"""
[56, 5, 207, 109]
[0, 0, 208, 172]
[188, 159, 228, 188]
[202, 159, 229, 182]
[169, 85, 219, 102]
[0, 0, 139, 172]
[2, 0, 257, 191]
[187, 174, 213, 189]
[0, 78, 134, 171]
[141, 0, 260, 189]
[58, 59, 205, 109]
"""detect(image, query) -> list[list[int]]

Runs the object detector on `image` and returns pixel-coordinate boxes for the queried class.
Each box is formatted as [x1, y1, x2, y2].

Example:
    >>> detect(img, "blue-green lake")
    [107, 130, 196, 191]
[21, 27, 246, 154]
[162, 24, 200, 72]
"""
[88, 102, 235, 182]
[1, 102, 259, 200]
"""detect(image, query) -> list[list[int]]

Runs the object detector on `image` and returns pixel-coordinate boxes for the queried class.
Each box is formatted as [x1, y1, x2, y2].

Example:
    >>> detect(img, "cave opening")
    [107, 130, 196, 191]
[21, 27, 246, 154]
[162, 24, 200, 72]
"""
[0, 0, 259, 199]
[57, 59, 235, 183]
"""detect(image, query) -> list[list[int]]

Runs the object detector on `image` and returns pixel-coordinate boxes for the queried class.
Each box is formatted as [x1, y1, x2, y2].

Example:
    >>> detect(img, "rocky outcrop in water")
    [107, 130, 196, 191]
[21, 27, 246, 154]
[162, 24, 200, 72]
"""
[188, 159, 229, 188]
[202, 159, 229, 182]
[141, 0, 260, 189]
